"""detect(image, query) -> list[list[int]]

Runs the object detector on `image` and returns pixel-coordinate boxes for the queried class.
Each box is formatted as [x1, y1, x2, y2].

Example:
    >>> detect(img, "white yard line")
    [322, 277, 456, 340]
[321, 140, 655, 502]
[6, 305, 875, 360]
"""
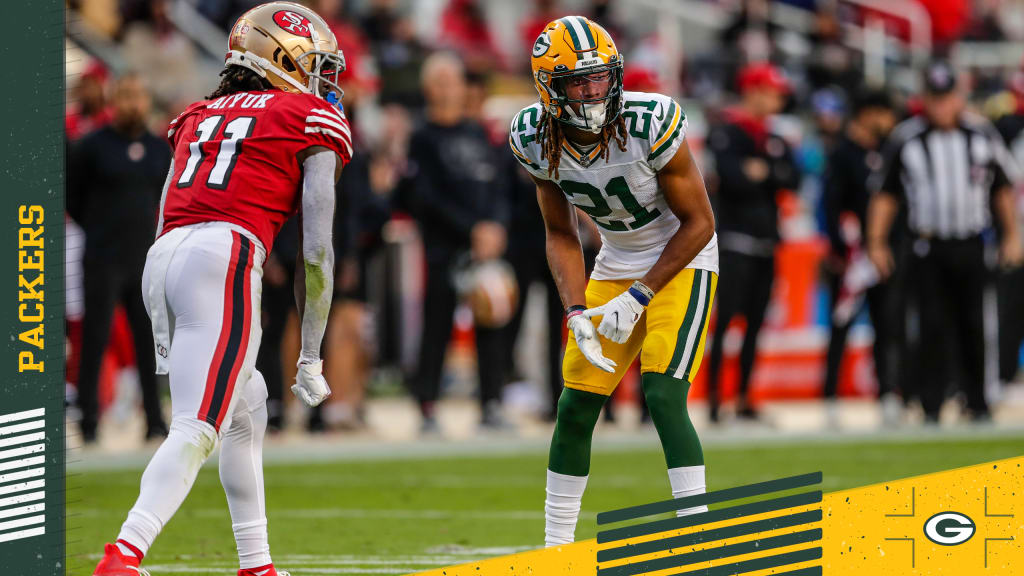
[68, 423, 1024, 472]
[71, 507, 596, 521]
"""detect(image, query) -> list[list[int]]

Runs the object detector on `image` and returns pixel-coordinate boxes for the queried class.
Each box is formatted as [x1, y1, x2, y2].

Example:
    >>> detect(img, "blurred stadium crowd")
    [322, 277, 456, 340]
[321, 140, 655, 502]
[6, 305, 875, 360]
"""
[65, 0, 1024, 442]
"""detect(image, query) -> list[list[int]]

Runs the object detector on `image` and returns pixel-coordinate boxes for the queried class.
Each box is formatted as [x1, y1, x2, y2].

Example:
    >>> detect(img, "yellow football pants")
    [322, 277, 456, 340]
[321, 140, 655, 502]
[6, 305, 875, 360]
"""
[563, 268, 718, 396]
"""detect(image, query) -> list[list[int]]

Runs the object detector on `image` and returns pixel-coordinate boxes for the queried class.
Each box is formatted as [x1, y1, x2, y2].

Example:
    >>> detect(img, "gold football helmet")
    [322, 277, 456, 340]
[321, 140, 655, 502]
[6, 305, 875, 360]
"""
[226, 2, 345, 100]
[530, 16, 623, 132]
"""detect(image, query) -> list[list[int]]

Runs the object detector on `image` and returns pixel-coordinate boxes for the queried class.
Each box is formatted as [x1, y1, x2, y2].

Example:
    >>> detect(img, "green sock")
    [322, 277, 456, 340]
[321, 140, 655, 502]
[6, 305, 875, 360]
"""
[642, 372, 703, 468]
[548, 387, 608, 477]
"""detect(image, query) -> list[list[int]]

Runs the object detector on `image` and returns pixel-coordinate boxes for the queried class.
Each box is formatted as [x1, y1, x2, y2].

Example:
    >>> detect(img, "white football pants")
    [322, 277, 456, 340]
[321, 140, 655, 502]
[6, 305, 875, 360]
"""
[117, 223, 273, 569]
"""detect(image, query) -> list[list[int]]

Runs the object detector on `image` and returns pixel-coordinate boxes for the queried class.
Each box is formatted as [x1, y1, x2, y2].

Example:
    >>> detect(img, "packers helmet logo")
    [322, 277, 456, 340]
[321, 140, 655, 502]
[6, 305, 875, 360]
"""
[533, 32, 551, 58]
[924, 512, 975, 546]
[273, 10, 312, 38]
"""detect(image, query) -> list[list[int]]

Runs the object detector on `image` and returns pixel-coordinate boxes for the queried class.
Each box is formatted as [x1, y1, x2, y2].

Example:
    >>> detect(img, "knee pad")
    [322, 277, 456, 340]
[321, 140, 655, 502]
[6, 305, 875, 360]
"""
[169, 417, 218, 459]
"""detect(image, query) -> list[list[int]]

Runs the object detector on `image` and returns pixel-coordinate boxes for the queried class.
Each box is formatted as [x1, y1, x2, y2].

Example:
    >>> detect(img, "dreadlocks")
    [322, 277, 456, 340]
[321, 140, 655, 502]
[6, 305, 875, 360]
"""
[208, 65, 272, 99]
[536, 109, 629, 179]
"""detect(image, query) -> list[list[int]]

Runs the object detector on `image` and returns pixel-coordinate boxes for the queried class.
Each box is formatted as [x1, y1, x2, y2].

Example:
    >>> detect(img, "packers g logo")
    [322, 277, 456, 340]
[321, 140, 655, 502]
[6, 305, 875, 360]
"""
[273, 10, 312, 38]
[924, 512, 976, 546]
[533, 33, 551, 57]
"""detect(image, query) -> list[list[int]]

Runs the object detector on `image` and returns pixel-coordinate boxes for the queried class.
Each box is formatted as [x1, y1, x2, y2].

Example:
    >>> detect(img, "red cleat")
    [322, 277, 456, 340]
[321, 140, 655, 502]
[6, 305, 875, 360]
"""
[238, 564, 289, 576]
[92, 543, 149, 576]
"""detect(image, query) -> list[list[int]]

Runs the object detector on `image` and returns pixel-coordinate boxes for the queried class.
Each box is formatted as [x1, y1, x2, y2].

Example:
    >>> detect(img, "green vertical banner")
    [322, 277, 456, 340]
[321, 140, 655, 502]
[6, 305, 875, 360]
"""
[0, 0, 66, 575]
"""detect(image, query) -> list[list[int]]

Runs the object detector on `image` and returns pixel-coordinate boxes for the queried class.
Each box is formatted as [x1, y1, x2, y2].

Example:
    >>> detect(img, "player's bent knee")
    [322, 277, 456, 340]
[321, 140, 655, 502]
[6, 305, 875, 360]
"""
[555, 389, 605, 435]
[642, 374, 688, 412]
[169, 417, 218, 460]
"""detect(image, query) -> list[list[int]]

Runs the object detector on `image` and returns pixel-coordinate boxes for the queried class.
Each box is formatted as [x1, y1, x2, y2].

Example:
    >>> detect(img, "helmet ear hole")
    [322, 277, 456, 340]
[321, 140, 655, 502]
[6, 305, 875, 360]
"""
[271, 46, 297, 73]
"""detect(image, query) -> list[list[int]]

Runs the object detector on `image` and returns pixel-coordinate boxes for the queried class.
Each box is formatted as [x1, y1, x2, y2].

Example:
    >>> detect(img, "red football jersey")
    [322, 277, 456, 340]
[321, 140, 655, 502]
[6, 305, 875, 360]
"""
[160, 90, 352, 251]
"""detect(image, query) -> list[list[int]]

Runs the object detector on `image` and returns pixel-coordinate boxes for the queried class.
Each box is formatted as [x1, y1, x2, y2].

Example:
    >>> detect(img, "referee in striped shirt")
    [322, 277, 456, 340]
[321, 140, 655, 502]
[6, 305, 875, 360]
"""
[866, 61, 1023, 423]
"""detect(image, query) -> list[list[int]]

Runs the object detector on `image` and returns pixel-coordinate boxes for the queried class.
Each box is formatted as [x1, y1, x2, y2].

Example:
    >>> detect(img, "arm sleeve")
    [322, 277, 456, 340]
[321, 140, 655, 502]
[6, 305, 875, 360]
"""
[298, 151, 337, 363]
[647, 97, 688, 171]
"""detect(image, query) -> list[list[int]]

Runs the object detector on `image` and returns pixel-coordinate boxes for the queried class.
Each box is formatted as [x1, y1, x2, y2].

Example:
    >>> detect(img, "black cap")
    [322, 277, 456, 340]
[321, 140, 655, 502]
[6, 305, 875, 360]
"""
[851, 87, 894, 115]
[924, 60, 958, 95]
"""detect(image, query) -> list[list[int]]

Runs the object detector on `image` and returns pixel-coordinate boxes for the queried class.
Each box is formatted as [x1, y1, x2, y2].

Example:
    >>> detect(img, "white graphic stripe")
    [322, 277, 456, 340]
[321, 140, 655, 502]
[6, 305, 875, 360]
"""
[0, 479, 44, 497]
[0, 444, 44, 462]
[0, 409, 44, 425]
[568, 17, 592, 50]
[0, 514, 44, 532]
[0, 468, 44, 485]
[0, 431, 43, 449]
[673, 271, 709, 379]
[305, 127, 353, 157]
[311, 107, 346, 125]
[0, 526, 44, 544]
[0, 503, 43, 520]
[0, 491, 43, 509]
[306, 115, 351, 136]
[0, 411, 46, 544]
[0, 456, 44, 472]
[0, 420, 44, 436]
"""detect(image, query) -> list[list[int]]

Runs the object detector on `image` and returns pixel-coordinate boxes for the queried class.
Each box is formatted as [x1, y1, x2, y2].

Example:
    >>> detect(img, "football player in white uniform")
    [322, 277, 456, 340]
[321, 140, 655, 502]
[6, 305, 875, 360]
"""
[509, 16, 719, 546]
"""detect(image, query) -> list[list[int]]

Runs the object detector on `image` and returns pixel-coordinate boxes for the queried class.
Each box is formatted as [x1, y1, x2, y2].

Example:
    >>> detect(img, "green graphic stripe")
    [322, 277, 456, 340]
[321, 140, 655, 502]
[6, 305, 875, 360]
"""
[597, 490, 823, 543]
[680, 272, 714, 381]
[576, 16, 596, 50]
[669, 547, 823, 576]
[597, 529, 822, 576]
[560, 18, 581, 51]
[664, 270, 703, 376]
[598, 509, 822, 563]
[597, 471, 821, 524]
[771, 568, 823, 576]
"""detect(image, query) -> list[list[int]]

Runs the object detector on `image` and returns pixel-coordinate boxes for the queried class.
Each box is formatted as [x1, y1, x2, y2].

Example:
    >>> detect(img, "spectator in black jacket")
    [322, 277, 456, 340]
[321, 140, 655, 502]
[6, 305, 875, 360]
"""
[995, 101, 1024, 385]
[821, 89, 900, 425]
[705, 63, 800, 422]
[67, 74, 170, 443]
[405, 52, 508, 432]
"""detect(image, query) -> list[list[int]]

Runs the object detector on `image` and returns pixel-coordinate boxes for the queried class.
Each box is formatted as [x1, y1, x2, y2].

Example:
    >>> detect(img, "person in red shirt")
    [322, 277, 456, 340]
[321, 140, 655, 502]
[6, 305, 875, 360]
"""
[66, 61, 115, 141]
[92, 4, 351, 576]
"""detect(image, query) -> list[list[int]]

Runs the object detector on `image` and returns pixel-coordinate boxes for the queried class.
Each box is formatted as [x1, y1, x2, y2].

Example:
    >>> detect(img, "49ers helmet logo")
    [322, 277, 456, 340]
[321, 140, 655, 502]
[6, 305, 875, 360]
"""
[273, 10, 312, 38]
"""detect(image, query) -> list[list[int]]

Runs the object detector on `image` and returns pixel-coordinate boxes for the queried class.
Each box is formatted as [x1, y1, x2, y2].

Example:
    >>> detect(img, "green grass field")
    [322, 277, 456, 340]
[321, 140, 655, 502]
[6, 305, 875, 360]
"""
[68, 432, 1024, 575]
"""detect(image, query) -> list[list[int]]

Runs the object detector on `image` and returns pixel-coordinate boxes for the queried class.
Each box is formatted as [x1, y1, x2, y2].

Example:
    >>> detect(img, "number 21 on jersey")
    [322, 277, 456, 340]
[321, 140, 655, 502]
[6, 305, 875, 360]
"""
[559, 176, 661, 232]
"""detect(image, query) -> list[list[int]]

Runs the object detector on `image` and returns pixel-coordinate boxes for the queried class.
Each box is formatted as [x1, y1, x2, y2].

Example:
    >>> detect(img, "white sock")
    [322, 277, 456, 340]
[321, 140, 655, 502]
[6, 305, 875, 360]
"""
[220, 391, 272, 569]
[117, 418, 218, 555]
[544, 469, 588, 547]
[115, 541, 140, 559]
[668, 465, 708, 517]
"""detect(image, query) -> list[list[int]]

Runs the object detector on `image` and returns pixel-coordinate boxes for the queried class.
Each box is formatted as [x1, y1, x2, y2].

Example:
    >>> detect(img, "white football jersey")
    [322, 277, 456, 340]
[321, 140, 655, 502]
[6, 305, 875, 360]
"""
[509, 91, 718, 280]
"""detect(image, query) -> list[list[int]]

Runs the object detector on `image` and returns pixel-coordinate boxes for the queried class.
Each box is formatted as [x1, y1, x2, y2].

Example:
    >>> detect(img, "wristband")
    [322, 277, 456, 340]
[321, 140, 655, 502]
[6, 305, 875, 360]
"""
[628, 281, 654, 306]
[566, 304, 586, 319]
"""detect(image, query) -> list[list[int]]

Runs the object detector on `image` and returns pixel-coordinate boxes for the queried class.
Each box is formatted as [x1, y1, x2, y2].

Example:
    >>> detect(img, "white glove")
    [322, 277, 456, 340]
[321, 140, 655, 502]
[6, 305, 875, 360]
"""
[567, 314, 617, 373]
[584, 289, 648, 344]
[292, 359, 332, 407]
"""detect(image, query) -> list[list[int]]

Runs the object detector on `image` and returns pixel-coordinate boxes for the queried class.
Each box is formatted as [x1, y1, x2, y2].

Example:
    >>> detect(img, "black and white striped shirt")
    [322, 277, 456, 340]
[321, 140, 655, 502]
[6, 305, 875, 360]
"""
[872, 113, 1020, 239]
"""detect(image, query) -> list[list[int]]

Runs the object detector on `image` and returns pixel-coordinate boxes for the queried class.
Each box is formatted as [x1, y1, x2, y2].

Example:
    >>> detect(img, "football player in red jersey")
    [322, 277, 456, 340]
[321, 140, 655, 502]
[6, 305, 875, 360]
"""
[92, 4, 351, 576]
